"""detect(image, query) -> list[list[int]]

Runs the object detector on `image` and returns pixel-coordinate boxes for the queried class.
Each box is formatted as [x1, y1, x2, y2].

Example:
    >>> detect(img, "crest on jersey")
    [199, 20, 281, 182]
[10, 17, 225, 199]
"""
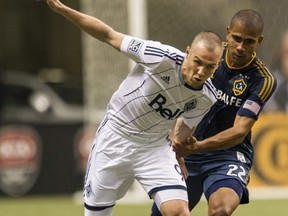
[127, 39, 143, 54]
[184, 99, 197, 111]
[233, 79, 247, 96]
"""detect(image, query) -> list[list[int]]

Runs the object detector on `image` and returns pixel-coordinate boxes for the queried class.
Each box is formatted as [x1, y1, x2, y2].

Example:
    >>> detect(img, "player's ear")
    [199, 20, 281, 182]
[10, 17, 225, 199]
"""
[185, 46, 190, 57]
[226, 26, 230, 32]
[257, 35, 264, 47]
[226, 26, 230, 40]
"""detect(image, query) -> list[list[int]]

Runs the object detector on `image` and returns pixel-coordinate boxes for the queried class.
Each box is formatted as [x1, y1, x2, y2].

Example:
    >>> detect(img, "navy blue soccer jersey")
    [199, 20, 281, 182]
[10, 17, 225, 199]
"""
[188, 44, 277, 165]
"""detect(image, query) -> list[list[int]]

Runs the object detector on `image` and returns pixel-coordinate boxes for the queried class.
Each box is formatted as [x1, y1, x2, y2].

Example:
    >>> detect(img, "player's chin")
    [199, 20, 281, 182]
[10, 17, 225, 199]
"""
[191, 79, 204, 89]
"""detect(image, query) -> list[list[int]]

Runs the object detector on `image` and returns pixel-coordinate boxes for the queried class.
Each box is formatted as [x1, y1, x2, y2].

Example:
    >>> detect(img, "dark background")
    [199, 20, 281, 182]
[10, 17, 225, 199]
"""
[0, 0, 82, 89]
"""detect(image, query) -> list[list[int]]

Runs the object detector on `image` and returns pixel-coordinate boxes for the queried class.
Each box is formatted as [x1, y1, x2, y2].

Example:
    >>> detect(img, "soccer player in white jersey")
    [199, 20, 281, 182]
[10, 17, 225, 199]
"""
[41, 1, 223, 216]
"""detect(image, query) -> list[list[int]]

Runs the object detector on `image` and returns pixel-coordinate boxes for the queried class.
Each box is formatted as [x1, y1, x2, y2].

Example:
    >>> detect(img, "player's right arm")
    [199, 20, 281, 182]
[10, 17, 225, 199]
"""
[171, 117, 195, 179]
[172, 117, 195, 145]
[42, 0, 125, 51]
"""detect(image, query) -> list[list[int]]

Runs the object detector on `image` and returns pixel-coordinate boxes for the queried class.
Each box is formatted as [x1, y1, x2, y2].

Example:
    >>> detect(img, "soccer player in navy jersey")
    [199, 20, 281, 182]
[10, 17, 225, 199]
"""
[41, 1, 224, 216]
[150, 9, 277, 216]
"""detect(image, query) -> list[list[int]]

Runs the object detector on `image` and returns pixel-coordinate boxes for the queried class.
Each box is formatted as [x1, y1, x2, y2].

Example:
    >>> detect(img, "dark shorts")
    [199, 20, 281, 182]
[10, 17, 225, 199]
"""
[205, 178, 249, 203]
[151, 153, 251, 215]
[185, 156, 250, 210]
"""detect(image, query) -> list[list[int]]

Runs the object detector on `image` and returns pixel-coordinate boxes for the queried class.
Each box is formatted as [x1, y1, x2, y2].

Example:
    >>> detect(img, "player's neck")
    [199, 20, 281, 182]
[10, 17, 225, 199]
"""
[226, 50, 255, 69]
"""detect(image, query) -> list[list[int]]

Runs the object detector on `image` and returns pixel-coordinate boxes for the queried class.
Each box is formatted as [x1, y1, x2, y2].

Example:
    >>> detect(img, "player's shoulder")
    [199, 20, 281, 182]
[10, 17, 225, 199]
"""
[252, 58, 276, 86]
[204, 78, 217, 101]
[144, 39, 185, 62]
[121, 35, 184, 64]
[251, 58, 277, 102]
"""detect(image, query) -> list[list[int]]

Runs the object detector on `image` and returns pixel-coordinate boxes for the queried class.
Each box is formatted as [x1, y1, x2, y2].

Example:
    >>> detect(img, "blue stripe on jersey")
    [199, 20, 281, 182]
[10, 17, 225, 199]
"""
[144, 46, 165, 57]
[144, 46, 184, 65]
[145, 45, 164, 52]
[204, 79, 217, 99]
[97, 116, 109, 132]
[176, 55, 184, 65]
[144, 52, 164, 58]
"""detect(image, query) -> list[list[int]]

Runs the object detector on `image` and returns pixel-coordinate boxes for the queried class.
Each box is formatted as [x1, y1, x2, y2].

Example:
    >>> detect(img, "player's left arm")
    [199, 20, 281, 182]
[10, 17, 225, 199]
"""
[196, 115, 254, 151]
[173, 115, 255, 156]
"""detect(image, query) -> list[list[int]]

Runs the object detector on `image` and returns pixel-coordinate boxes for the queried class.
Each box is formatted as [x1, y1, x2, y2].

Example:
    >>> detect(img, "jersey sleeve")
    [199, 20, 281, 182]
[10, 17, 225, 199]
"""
[182, 114, 207, 129]
[120, 35, 181, 65]
[237, 70, 277, 120]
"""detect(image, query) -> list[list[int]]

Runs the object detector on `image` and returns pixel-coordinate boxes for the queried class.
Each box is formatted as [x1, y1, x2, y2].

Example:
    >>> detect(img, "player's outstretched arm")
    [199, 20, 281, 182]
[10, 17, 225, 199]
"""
[194, 115, 255, 151]
[39, 0, 125, 51]
[174, 115, 256, 157]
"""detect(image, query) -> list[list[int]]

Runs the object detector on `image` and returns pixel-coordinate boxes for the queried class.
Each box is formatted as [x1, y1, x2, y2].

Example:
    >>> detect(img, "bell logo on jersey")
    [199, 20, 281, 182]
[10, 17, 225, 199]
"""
[149, 93, 184, 120]
[233, 79, 247, 96]
[128, 39, 143, 54]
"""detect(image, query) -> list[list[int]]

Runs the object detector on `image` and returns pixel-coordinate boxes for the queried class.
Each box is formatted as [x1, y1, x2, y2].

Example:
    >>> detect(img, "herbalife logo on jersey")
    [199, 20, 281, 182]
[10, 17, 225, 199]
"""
[127, 39, 143, 54]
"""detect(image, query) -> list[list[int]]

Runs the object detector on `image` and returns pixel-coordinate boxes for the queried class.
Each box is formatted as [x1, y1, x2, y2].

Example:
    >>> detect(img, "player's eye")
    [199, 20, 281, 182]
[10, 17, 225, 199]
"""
[245, 39, 256, 45]
[208, 65, 216, 69]
[194, 59, 201, 65]
[232, 35, 242, 43]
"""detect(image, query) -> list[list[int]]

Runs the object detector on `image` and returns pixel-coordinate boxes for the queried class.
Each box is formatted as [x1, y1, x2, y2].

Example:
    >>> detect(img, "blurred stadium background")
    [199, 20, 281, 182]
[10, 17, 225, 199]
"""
[0, 0, 287, 215]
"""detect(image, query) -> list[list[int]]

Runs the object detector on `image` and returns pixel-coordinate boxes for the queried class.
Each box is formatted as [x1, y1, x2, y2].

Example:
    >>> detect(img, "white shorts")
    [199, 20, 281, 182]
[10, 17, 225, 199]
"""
[83, 124, 187, 209]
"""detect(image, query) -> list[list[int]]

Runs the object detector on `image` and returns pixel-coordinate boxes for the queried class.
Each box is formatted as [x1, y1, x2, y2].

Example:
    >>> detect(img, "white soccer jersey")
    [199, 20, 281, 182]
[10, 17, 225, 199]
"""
[104, 35, 217, 143]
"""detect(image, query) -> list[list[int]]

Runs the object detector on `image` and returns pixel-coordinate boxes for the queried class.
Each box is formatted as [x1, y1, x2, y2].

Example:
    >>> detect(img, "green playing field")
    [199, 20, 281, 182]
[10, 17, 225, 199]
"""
[0, 195, 287, 216]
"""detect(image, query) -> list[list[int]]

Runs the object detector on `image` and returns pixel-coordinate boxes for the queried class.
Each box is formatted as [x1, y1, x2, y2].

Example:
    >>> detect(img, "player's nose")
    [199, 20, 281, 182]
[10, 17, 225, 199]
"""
[197, 67, 205, 77]
[236, 42, 245, 53]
